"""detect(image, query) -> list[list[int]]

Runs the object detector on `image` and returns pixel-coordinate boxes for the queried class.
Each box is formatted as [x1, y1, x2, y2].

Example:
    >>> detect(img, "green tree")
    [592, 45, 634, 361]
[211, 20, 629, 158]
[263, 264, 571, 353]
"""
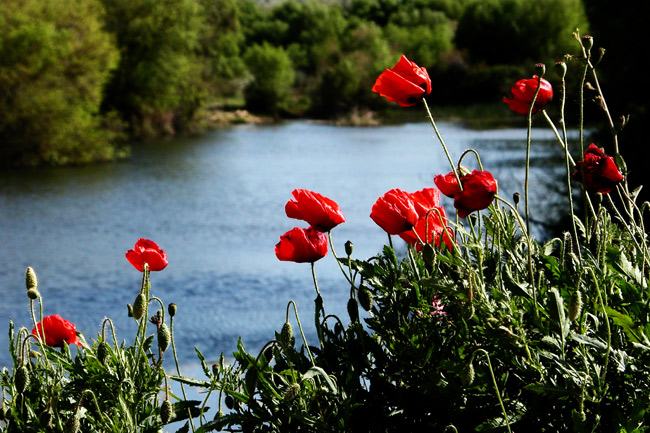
[456, 0, 589, 65]
[0, 0, 120, 166]
[243, 42, 295, 115]
[100, 0, 205, 138]
[197, 0, 246, 99]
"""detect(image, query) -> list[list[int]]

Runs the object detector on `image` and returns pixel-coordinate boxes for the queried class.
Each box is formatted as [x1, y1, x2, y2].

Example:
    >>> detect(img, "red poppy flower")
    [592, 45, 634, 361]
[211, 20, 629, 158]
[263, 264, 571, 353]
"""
[126, 238, 168, 272]
[503, 75, 553, 115]
[275, 226, 328, 263]
[572, 143, 623, 193]
[372, 55, 432, 107]
[399, 210, 455, 251]
[32, 314, 82, 347]
[434, 170, 497, 218]
[285, 189, 345, 232]
[370, 188, 421, 235]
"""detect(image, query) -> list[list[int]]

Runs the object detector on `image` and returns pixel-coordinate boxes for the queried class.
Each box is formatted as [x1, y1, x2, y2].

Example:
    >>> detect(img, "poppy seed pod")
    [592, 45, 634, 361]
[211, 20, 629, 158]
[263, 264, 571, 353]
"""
[168, 303, 177, 318]
[345, 240, 354, 256]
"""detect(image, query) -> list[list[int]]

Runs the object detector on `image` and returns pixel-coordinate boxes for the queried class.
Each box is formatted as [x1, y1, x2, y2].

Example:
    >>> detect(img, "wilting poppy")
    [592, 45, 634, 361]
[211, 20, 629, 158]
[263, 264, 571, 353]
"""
[370, 188, 421, 235]
[503, 75, 553, 115]
[572, 143, 623, 193]
[435, 170, 497, 218]
[372, 55, 432, 107]
[32, 315, 82, 347]
[126, 238, 168, 272]
[275, 226, 328, 263]
[285, 189, 345, 232]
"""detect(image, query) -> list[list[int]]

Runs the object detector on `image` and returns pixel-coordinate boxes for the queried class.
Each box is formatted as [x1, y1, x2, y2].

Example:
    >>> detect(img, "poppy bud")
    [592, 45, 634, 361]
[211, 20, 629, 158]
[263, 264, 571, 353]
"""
[358, 286, 374, 312]
[421, 243, 435, 271]
[569, 290, 583, 321]
[513, 192, 521, 206]
[461, 361, 475, 387]
[211, 363, 219, 376]
[160, 399, 174, 424]
[214, 410, 225, 420]
[168, 303, 177, 318]
[280, 322, 293, 347]
[39, 408, 54, 427]
[347, 298, 359, 323]
[345, 240, 354, 256]
[157, 323, 171, 352]
[127, 304, 134, 318]
[27, 289, 41, 300]
[97, 341, 108, 364]
[64, 414, 80, 433]
[132, 293, 146, 320]
[25, 267, 38, 291]
[15, 365, 29, 393]
[245, 367, 258, 395]
[284, 383, 301, 401]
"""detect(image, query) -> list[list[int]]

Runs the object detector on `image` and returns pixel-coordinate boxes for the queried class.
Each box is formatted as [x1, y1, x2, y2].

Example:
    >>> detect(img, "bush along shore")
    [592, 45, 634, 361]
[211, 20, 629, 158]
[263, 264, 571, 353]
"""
[2, 33, 649, 432]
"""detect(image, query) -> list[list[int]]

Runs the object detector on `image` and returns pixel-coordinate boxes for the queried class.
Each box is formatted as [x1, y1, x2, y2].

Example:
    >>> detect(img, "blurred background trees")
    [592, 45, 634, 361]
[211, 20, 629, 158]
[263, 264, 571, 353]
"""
[2, 0, 641, 168]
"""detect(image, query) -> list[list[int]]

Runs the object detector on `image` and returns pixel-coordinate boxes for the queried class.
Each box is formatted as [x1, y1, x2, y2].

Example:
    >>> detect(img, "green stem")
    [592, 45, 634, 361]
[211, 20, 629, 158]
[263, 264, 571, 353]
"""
[170, 316, 196, 432]
[311, 263, 325, 350]
[287, 300, 315, 365]
[422, 98, 462, 189]
[523, 75, 544, 234]
[328, 231, 353, 285]
[475, 349, 512, 433]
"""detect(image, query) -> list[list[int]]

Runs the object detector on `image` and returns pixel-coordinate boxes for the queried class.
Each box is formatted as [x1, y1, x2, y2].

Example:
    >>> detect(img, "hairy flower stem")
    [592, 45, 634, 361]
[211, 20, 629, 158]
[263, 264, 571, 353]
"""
[422, 98, 462, 190]
[310, 263, 325, 350]
[474, 349, 512, 433]
[588, 267, 611, 391]
[287, 300, 315, 365]
[495, 195, 538, 316]
[170, 316, 196, 432]
[328, 232, 353, 285]
[524, 75, 544, 233]
[29, 298, 50, 365]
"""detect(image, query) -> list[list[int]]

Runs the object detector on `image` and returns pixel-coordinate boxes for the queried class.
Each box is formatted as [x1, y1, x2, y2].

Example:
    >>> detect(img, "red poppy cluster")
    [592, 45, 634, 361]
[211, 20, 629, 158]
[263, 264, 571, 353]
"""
[572, 143, 623, 193]
[434, 170, 498, 218]
[275, 189, 345, 263]
[503, 75, 553, 115]
[32, 314, 82, 347]
[372, 55, 432, 107]
[370, 187, 454, 251]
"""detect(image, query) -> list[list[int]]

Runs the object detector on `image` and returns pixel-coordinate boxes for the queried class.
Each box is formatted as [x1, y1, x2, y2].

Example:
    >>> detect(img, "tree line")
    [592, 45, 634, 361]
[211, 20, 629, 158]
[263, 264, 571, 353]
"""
[1, 0, 590, 166]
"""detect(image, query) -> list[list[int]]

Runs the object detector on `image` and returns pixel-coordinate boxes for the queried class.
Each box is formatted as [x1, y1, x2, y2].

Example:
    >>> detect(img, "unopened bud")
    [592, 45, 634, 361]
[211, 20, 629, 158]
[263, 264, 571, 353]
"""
[358, 286, 374, 311]
[284, 383, 301, 401]
[168, 303, 177, 318]
[421, 243, 435, 270]
[25, 267, 38, 291]
[347, 298, 359, 323]
[160, 399, 174, 424]
[38, 409, 54, 427]
[280, 322, 293, 347]
[127, 304, 134, 318]
[568, 290, 583, 321]
[97, 341, 108, 364]
[211, 363, 219, 376]
[345, 240, 353, 256]
[157, 323, 171, 352]
[461, 362, 475, 387]
[64, 414, 80, 433]
[26, 289, 41, 300]
[15, 365, 30, 393]
[513, 192, 521, 206]
[245, 367, 258, 395]
[132, 293, 146, 320]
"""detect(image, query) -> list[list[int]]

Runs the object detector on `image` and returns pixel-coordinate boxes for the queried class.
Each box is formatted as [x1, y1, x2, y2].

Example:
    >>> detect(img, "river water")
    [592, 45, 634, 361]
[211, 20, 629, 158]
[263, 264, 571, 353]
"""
[0, 120, 579, 369]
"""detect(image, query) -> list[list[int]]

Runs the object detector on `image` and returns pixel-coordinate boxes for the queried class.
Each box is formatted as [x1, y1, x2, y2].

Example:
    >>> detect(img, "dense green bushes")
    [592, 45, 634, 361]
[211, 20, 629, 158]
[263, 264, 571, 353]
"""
[1, 0, 593, 166]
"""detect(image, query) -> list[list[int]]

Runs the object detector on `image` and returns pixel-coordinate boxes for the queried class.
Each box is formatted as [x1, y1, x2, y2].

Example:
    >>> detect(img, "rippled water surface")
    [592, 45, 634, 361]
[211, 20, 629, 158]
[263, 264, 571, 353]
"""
[0, 121, 580, 368]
